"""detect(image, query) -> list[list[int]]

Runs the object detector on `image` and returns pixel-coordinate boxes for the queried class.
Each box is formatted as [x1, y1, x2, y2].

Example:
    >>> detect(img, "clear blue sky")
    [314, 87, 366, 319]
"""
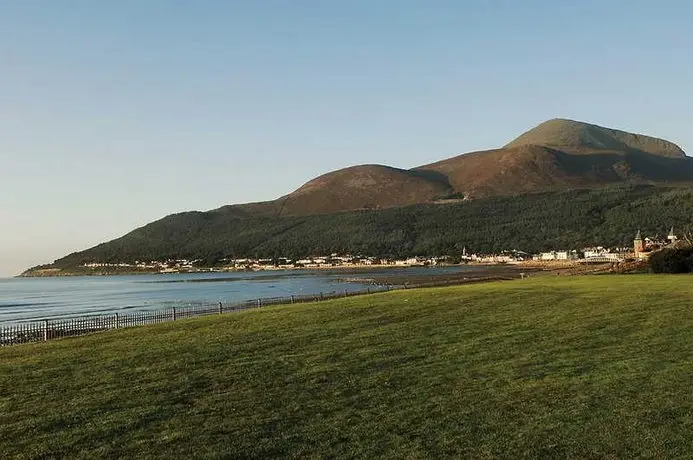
[1, 1, 691, 276]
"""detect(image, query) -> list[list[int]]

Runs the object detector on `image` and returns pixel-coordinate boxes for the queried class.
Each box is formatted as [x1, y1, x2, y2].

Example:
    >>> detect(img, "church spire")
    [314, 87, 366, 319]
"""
[667, 227, 677, 243]
[634, 229, 645, 255]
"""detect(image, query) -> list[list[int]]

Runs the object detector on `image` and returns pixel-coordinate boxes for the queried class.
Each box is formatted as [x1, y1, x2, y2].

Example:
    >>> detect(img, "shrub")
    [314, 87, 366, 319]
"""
[648, 247, 693, 273]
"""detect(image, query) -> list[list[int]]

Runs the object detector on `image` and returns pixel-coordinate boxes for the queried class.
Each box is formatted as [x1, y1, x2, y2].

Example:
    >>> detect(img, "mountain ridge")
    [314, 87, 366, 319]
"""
[26, 118, 693, 271]
[247, 118, 689, 213]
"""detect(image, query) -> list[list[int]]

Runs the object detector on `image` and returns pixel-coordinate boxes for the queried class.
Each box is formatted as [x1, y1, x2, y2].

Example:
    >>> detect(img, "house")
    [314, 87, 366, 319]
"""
[539, 250, 579, 261]
[539, 252, 558, 261]
[583, 247, 621, 261]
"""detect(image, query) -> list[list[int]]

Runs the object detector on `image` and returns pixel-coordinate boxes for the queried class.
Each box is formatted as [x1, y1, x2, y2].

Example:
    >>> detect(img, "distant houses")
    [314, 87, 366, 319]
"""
[79, 227, 689, 273]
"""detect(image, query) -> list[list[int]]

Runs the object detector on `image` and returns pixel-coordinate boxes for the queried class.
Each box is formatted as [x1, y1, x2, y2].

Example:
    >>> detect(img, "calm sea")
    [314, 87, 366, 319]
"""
[0, 266, 478, 324]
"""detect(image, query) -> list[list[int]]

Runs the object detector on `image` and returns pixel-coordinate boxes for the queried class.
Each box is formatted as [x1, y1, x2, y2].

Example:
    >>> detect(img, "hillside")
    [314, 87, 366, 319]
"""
[26, 119, 693, 271]
[36, 186, 693, 271]
[418, 144, 693, 199]
[274, 165, 452, 216]
[5, 276, 693, 457]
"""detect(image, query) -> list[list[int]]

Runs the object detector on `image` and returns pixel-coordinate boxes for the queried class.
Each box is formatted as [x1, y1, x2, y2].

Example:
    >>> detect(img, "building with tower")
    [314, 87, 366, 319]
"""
[634, 227, 683, 259]
[634, 230, 644, 256]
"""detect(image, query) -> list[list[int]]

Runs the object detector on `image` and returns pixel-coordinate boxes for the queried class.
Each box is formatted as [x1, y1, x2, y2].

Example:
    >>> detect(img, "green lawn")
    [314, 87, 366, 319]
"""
[3, 275, 693, 458]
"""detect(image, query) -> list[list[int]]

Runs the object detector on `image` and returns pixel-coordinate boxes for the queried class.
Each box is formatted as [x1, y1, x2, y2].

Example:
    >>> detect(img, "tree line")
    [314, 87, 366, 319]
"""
[50, 185, 693, 268]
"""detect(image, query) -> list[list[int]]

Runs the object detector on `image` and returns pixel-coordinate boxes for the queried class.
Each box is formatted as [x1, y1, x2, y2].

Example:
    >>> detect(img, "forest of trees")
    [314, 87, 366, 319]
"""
[49, 185, 693, 268]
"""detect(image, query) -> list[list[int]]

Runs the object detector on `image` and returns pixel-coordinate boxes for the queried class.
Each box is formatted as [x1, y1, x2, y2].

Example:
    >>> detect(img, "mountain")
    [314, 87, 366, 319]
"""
[234, 119, 691, 213]
[504, 118, 685, 157]
[417, 118, 692, 198]
[25, 119, 693, 272]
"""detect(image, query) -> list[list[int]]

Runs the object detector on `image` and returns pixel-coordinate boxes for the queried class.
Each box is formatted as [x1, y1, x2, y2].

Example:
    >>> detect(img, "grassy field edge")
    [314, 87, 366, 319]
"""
[2, 275, 693, 458]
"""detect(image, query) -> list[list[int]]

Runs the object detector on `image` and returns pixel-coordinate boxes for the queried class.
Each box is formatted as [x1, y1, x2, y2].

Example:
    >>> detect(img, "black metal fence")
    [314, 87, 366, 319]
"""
[0, 276, 514, 347]
[0, 285, 398, 346]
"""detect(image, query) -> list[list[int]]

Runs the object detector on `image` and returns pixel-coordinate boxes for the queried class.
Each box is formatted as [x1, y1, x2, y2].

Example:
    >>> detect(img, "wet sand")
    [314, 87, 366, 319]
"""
[339, 264, 543, 286]
[339, 261, 619, 287]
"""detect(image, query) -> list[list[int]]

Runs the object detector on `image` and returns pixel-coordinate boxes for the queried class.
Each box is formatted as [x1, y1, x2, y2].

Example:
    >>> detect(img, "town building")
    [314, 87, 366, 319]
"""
[538, 250, 579, 261]
[634, 227, 685, 259]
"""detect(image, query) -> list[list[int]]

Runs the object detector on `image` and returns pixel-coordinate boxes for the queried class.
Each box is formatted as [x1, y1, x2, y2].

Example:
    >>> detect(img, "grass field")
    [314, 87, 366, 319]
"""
[3, 275, 693, 458]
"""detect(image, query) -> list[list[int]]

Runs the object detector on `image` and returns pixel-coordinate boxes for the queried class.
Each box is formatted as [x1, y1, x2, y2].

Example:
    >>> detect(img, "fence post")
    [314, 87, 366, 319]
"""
[219, 302, 223, 314]
[43, 320, 49, 342]
[173, 307, 177, 321]
[115, 313, 119, 329]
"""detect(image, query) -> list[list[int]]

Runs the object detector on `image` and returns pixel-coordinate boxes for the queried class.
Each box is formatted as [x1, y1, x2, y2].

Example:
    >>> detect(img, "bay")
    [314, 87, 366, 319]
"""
[0, 265, 482, 324]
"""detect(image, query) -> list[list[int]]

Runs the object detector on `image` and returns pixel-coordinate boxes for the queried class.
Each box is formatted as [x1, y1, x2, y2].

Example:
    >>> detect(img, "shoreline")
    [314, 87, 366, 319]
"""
[343, 264, 543, 286]
[18, 260, 618, 281]
[18, 262, 514, 278]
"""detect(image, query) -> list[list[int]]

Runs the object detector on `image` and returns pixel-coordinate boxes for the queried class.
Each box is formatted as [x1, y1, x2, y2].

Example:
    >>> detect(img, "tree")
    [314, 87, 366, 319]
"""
[648, 248, 693, 274]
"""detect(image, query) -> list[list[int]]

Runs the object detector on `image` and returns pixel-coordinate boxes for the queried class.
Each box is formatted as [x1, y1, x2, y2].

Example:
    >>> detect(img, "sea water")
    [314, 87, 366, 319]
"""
[0, 266, 482, 324]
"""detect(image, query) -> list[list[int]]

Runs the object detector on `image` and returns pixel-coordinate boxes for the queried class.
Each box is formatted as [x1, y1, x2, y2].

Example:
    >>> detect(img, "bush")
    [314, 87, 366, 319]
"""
[648, 248, 693, 273]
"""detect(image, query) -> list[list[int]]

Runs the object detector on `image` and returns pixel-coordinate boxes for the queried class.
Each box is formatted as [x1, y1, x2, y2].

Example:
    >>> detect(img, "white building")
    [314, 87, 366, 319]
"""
[583, 247, 621, 261]
[539, 250, 579, 261]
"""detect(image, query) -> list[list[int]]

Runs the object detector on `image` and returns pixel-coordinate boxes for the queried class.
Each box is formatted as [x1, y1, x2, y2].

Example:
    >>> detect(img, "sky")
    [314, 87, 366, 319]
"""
[1, 1, 691, 277]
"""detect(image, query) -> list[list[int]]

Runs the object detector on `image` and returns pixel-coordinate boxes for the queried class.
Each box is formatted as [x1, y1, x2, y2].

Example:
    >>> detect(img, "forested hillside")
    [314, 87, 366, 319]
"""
[45, 186, 693, 268]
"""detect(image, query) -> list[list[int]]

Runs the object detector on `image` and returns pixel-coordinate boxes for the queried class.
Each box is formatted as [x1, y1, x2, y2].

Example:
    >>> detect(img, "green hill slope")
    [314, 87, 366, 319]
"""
[40, 185, 693, 270]
[3, 276, 693, 457]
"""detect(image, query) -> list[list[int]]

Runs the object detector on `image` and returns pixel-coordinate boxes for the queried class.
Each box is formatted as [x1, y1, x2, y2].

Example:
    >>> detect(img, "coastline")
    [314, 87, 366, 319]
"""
[347, 260, 622, 287]
[341, 264, 541, 286]
[19, 262, 502, 278]
[18, 260, 619, 283]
